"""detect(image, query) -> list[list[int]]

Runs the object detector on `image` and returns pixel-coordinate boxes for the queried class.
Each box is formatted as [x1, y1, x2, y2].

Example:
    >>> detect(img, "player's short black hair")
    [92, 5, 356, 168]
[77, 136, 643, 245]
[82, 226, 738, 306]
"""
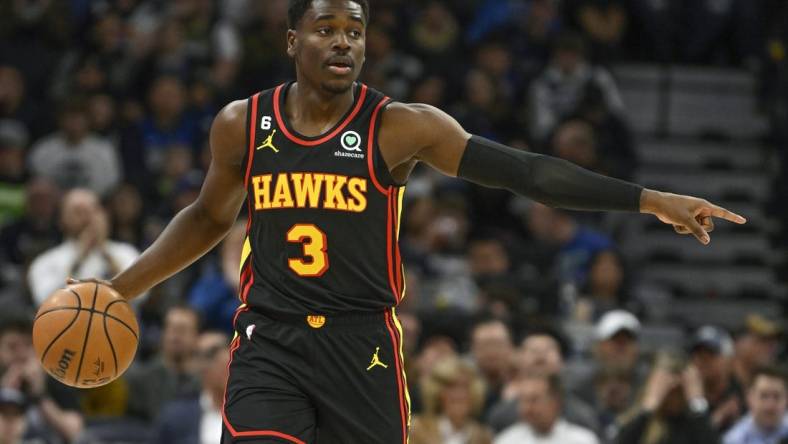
[288, 0, 370, 29]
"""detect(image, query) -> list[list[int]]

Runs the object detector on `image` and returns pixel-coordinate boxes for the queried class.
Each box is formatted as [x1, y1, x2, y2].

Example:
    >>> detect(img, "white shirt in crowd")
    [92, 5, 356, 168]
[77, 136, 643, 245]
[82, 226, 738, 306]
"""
[494, 419, 600, 444]
[200, 392, 222, 444]
[28, 240, 139, 306]
[29, 133, 121, 197]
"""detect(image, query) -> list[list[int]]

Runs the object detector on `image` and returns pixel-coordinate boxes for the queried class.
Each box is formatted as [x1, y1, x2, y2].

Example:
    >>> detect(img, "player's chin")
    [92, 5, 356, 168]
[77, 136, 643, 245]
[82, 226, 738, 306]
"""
[321, 78, 355, 94]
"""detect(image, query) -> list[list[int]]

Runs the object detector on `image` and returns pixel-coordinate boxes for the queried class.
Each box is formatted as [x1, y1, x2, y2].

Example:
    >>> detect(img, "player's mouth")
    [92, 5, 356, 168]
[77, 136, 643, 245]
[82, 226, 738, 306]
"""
[325, 57, 354, 75]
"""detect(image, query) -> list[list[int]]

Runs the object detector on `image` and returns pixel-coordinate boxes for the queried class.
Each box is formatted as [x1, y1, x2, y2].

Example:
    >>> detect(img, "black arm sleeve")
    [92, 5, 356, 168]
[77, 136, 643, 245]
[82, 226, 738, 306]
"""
[457, 135, 643, 212]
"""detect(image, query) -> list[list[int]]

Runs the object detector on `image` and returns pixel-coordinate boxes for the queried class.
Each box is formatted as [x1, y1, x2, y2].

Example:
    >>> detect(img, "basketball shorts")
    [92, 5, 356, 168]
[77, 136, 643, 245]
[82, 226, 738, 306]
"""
[221, 307, 410, 444]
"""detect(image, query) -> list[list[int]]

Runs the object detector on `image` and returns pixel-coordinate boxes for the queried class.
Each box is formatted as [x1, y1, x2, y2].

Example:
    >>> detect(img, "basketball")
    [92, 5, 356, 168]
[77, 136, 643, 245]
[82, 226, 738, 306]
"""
[32, 283, 139, 389]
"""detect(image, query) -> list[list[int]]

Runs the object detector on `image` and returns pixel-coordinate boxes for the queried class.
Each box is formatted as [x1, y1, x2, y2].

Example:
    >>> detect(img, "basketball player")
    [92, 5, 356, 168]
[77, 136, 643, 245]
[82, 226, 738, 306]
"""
[72, 1, 746, 442]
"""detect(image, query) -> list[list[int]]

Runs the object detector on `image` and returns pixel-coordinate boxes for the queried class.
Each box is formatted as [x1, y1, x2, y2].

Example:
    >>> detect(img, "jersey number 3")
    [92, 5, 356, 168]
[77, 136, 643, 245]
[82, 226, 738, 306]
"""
[287, 224, 329, 277]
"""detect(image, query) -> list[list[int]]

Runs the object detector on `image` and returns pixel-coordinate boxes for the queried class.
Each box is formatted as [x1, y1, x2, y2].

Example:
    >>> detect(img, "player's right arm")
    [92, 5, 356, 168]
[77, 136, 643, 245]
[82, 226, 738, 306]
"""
[106, 100, 249, 301]
[378, 103, 746, 245]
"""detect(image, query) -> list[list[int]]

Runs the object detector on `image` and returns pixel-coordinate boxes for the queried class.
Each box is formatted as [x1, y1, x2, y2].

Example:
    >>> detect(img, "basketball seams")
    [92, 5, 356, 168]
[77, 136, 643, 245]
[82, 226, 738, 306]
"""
[35, 306, 139, 340]
[73, 283, 99, 385]
[39, 289, 82, 363]
[103, 300, 139, 339]
[102, 308, 118, 378]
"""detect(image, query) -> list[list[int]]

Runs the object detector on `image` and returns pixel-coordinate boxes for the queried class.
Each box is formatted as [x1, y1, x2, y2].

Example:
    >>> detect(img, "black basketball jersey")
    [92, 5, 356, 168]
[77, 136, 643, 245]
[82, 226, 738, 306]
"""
[238, 81, 405, 316]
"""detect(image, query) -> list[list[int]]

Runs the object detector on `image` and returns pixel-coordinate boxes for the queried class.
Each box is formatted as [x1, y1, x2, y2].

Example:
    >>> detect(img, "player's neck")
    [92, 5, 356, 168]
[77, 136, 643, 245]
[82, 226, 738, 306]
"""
[285, 79, 355, 134]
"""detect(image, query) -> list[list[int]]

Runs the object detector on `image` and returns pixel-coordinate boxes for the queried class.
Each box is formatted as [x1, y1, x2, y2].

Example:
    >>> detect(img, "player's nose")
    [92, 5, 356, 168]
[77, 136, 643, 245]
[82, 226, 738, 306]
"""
[332, 33, 351, 52]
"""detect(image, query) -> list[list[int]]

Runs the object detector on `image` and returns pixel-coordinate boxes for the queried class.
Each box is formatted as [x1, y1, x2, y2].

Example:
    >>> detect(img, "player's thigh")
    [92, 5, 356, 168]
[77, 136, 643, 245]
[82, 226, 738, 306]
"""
[312, 319, 409, 444]
[223, 321, 316, 443]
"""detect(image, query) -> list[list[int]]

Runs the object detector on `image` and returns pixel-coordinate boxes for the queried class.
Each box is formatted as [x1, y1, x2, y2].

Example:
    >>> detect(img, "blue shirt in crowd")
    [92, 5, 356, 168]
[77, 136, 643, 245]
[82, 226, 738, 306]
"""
[723, 414, 788, 444]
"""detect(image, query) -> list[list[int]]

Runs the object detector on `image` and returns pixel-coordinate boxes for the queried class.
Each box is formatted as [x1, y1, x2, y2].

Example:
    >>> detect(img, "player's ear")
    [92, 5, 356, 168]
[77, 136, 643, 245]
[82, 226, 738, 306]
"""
[287, 29, 297, 58]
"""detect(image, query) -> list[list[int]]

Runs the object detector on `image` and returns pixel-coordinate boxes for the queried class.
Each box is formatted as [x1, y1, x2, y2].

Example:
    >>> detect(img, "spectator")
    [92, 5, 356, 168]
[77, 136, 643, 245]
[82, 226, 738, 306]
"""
[524, 203, 614, 289]
[188, 221, 246, 334]
[494, 373, 599, 444]
[363, 24, 423, 100]
[572, 83, 636, 181]
[551, 118, 600, 172]
[689, 326, 745, 433]
[469, 318, 515, 414]
[452, 69, 505, 140]
[0, 66, 45, 140]
[0, 178, 60, 269]
[570, 310, 646, 405]
[168, 0, 241, 90]
[567, 0, 628, 62]
[410, 356, 493, 444]
[529, 33, 624, 142]
[409, 1, 461, 73]
[27, 189, 140, 307]
[154, 331, 231, 444]
[107, 184, 146, 250]
[724, 366, 788, 444]
[0, 119, 29, 226]
[574, 251, 629, 323]
[409, 335, 459, 414]
[467, 237, 525, 317]
[508, 0, 563, 74]
[488, 327, 599, 434]
[616, 350, 719, 444]
[0, 312, 83, 443]
[0, 387, 53, 444]
[733, 315, 782, 389]
[592, 365, 634, 443]
[138, 76, 201, 174]
[125, 304, 201, 422]
[28, 99, 121, 198]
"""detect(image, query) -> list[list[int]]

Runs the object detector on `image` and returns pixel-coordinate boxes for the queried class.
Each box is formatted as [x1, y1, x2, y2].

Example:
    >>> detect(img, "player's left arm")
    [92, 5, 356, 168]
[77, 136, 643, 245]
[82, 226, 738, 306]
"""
[378, 103, 746, 244]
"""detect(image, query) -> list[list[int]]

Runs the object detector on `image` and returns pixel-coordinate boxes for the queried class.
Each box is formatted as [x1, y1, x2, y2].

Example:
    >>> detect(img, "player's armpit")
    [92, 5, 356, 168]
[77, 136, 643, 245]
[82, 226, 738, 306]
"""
[377, 102, 471, 177]
[457, 135, 643, 212]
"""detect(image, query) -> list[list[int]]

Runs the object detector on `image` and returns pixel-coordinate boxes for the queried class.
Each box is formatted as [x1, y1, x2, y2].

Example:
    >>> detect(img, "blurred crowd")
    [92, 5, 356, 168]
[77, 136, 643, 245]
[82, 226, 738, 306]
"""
[0, 0, 787, 443]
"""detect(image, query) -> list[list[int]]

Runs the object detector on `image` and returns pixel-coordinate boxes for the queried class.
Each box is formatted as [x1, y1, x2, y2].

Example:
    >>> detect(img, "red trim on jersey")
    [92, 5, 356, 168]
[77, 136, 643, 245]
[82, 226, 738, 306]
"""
[367, 96, 391, 195]
[272, 83, 368, 146]
[385, 189, 399, 303]
[221, 335, 306, 444]
[244, 93, 261, 189]
[384, 310, 408, 443]
[231, 304, 249, 331]
[240, 263, 254, 304]
[238, 263, 251, 296]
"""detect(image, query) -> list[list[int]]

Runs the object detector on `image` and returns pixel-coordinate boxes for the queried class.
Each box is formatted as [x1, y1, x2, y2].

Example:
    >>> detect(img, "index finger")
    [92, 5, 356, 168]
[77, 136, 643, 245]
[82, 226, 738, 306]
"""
[707, 203, 747, 224]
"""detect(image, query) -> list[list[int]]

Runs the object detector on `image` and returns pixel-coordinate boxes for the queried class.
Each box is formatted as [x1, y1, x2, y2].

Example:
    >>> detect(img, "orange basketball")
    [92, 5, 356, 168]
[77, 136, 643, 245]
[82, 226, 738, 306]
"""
[32, 282, 139, 388]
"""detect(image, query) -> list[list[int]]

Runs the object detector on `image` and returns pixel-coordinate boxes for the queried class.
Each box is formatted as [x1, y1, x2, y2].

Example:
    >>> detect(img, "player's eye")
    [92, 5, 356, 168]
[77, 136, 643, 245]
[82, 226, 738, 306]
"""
[317, 28, 331, 36]
[349, 30, 362, 39]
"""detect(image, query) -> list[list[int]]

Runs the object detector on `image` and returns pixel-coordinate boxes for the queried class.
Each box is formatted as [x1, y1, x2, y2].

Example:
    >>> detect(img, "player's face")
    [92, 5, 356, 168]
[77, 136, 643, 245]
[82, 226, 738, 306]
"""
[288, 0, 366, 94]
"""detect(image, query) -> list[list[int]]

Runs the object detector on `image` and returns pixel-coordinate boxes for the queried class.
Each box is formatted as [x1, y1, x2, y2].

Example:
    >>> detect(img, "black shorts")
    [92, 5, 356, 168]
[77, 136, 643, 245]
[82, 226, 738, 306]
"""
[221, 306, 410, 444]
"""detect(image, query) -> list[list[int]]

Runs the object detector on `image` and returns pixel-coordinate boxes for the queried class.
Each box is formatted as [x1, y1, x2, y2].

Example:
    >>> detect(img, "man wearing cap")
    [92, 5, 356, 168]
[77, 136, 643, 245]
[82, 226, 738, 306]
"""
[689, 325, 745, 433]
[724, 366, 788, 444]
[571, 310, 647, 405]
[732, 315, 782, 390]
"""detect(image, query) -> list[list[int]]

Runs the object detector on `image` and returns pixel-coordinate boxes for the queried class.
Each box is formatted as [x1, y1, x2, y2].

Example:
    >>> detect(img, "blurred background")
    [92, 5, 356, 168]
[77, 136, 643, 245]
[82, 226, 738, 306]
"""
[0, 0, 787, 443]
